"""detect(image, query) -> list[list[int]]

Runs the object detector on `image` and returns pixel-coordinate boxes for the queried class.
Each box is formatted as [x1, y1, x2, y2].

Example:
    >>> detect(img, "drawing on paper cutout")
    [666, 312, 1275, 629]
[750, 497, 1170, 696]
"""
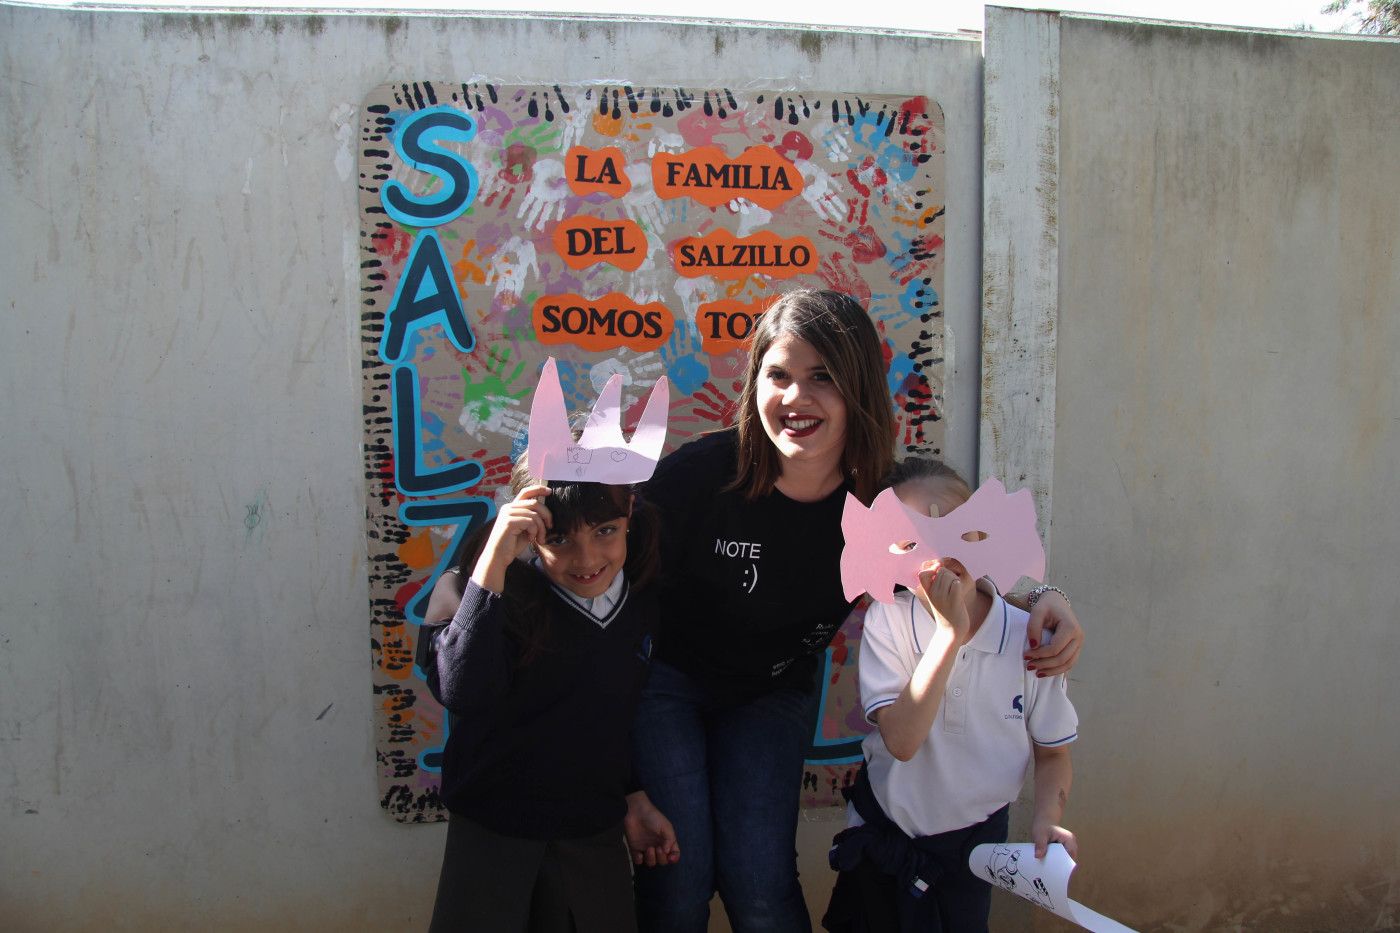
[357, 81, 948, 821]
[969, 842, 1142, 933]
[985, 844, 1055, 910]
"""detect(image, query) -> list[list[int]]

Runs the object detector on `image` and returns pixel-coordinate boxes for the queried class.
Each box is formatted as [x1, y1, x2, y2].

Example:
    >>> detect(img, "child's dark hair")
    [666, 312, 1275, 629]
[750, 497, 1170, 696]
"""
[452, 455, 660, 667]
[887, 457, 973, 504]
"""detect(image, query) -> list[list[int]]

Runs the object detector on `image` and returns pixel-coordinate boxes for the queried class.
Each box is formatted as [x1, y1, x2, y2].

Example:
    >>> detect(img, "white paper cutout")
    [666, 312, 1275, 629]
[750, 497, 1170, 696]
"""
[969, 843, 1140, 933]
[526, 356, 669, 484]
[840, 479, 1046, 603]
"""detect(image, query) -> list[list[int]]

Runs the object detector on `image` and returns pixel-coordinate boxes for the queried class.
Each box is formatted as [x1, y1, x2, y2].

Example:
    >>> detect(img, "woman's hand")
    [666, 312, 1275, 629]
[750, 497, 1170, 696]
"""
[624, 790, 681, 867]
[1024, 589, 1082, 677]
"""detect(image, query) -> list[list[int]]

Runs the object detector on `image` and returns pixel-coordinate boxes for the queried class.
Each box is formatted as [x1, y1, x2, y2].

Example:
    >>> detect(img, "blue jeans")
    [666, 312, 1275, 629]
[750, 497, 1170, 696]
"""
[630, 661, 814, 933]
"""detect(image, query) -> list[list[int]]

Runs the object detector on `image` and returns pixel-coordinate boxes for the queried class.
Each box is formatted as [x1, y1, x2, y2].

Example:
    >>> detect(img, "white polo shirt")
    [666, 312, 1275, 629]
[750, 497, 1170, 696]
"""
[856, 582, 1077, 838]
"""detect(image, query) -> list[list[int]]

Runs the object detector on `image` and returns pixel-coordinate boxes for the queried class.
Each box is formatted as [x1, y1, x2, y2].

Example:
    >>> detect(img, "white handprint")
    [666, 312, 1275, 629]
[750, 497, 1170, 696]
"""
[625, 229, 666, 274]
[485, 235, 540, 299]
[516, 158, 569, 231]
[819, 124, 852, 163]
[471, 152, 509, 205]
[669, 276, 713, 324]
[647, 129, 686, 158]
[796, 158, 845, 223]
[589, 357, 632, 393]
[556, 92, 594, 153]
[730, 198, 772, 237]
[621, 161, 667, 234]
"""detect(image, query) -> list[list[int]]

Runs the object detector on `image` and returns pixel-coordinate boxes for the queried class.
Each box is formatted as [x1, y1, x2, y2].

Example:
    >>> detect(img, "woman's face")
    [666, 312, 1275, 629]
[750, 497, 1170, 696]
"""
[755, 334, 848, 473]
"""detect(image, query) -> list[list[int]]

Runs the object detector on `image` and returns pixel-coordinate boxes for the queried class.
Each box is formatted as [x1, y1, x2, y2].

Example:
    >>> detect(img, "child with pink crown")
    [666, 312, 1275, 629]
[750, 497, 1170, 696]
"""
[416, 360, 678, 933]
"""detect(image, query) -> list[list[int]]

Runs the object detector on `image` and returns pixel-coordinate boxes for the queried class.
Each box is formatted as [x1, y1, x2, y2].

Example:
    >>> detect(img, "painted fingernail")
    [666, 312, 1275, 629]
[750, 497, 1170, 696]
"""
[1028, 639, 1039, 649]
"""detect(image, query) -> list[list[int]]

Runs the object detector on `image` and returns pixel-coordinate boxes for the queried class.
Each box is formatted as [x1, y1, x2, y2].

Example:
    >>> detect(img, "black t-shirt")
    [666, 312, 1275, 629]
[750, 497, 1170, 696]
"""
[643, 430, 857, 703]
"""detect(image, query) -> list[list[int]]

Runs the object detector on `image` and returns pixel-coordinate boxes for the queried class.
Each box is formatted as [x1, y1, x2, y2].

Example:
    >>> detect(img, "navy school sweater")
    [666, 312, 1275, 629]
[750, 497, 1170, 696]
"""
[420, 573, 656, 840]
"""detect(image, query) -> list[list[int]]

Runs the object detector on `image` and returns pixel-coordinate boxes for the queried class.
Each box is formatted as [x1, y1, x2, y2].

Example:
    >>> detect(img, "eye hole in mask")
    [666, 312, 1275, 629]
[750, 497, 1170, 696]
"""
[891, 530, 987, 554]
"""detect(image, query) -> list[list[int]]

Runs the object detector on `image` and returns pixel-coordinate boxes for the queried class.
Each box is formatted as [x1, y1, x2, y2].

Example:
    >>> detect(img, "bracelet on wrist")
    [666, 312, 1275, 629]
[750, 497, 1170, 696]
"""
[1026, 584, 1069, 608]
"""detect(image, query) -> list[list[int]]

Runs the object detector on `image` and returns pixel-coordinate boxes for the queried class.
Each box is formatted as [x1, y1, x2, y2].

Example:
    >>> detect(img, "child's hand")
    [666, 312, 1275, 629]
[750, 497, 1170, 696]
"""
[914, 560, 972, 644]
[1031, 819, 1077, 860]
[624, 790, 681, 867]
[472, 485, 553, 593]
[424, 570, 466, 623]
[485, 485, 553, 561]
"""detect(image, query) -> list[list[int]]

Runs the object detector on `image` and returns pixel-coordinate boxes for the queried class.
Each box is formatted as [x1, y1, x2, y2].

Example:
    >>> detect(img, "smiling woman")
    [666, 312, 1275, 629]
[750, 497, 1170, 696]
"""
[732, 289, 896, 506]
[625, 288, 1090, 933]
[627, 290, 901, 933]
[755, 334, 850, 488]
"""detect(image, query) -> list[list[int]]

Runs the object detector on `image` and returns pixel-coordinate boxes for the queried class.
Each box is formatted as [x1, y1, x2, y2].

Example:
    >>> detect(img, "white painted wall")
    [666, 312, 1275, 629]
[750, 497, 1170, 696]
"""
[0, 7, 983, 929]
[984, 8, 1400, 931]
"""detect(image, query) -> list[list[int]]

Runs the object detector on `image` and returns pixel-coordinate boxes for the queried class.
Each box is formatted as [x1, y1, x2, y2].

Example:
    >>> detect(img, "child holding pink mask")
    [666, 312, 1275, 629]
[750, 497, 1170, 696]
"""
[825, 458, 1079, 933]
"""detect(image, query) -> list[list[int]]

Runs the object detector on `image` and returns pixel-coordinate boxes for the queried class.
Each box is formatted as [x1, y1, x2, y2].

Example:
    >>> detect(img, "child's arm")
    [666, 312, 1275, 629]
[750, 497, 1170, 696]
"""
[872, 561, 973, 761]
[471, 484, 552, 593]
[424, 570, 465, 623]
[422, 486, 553, 714]
[425, 579, 509, 714]
[1030, 743, 1076, 859]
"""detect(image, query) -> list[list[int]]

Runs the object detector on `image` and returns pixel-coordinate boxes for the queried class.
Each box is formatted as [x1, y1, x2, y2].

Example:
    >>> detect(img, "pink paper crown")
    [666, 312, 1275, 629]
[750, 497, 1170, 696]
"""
[526, 357, 670, 484]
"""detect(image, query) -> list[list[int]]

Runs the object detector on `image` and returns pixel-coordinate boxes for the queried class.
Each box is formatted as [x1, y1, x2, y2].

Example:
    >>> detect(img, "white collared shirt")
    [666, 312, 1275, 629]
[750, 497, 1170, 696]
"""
[549, 565, 627, 628]
[855, 582, 1078, 837]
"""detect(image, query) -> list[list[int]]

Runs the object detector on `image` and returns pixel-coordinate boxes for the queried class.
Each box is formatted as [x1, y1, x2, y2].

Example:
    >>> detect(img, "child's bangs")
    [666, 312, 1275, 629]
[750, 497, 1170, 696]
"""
[544, 481, 630, 532]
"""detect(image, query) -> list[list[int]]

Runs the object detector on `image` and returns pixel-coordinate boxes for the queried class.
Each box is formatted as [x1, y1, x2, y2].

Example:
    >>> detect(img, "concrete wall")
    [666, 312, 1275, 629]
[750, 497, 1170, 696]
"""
[0, 7, 983, 930]
[984, 8, 1400, 931]
[10, 3, 1396, 930]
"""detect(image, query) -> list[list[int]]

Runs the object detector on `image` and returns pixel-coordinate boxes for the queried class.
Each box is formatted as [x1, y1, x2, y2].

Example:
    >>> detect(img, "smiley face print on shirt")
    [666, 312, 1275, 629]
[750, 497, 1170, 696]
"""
[714, 537, 762, 594]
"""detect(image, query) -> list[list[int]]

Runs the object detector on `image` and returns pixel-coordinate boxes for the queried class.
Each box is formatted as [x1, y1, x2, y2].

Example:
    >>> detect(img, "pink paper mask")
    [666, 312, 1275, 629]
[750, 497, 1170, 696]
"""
[840, 479, 1046, 603]
[526, 357, 670, 484]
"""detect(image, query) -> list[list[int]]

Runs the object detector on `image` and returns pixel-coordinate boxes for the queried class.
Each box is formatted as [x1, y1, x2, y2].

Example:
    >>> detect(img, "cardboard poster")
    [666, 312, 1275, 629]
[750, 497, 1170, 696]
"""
[356, 80, 947, 820]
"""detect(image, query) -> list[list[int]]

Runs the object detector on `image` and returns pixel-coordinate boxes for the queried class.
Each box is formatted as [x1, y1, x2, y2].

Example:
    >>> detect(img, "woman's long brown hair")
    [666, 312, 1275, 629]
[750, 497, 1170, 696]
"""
[729, 288, 896, 505]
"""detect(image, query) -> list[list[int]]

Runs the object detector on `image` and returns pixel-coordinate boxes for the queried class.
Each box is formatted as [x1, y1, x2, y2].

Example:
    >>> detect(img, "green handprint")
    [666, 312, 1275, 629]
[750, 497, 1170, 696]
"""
[462, 344, 530, 423]
[504, 120, 562, 160]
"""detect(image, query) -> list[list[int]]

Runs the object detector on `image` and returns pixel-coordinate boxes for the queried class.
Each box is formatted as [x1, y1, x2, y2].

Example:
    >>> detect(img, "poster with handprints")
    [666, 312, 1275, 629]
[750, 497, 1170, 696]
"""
[357, 80, 947, 820]
[970, 843, 1141, 933]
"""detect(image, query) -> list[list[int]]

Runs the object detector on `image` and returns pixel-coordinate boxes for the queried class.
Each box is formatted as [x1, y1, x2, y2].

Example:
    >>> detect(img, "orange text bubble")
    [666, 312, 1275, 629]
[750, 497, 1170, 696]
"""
[565, 146, 632, 197]
[673, 229, 818, 281]
[696, 296, 780, 355]
[532, 293, 675, 353]
[653, 146, 803, 209]
[553, 216, 647, 272]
